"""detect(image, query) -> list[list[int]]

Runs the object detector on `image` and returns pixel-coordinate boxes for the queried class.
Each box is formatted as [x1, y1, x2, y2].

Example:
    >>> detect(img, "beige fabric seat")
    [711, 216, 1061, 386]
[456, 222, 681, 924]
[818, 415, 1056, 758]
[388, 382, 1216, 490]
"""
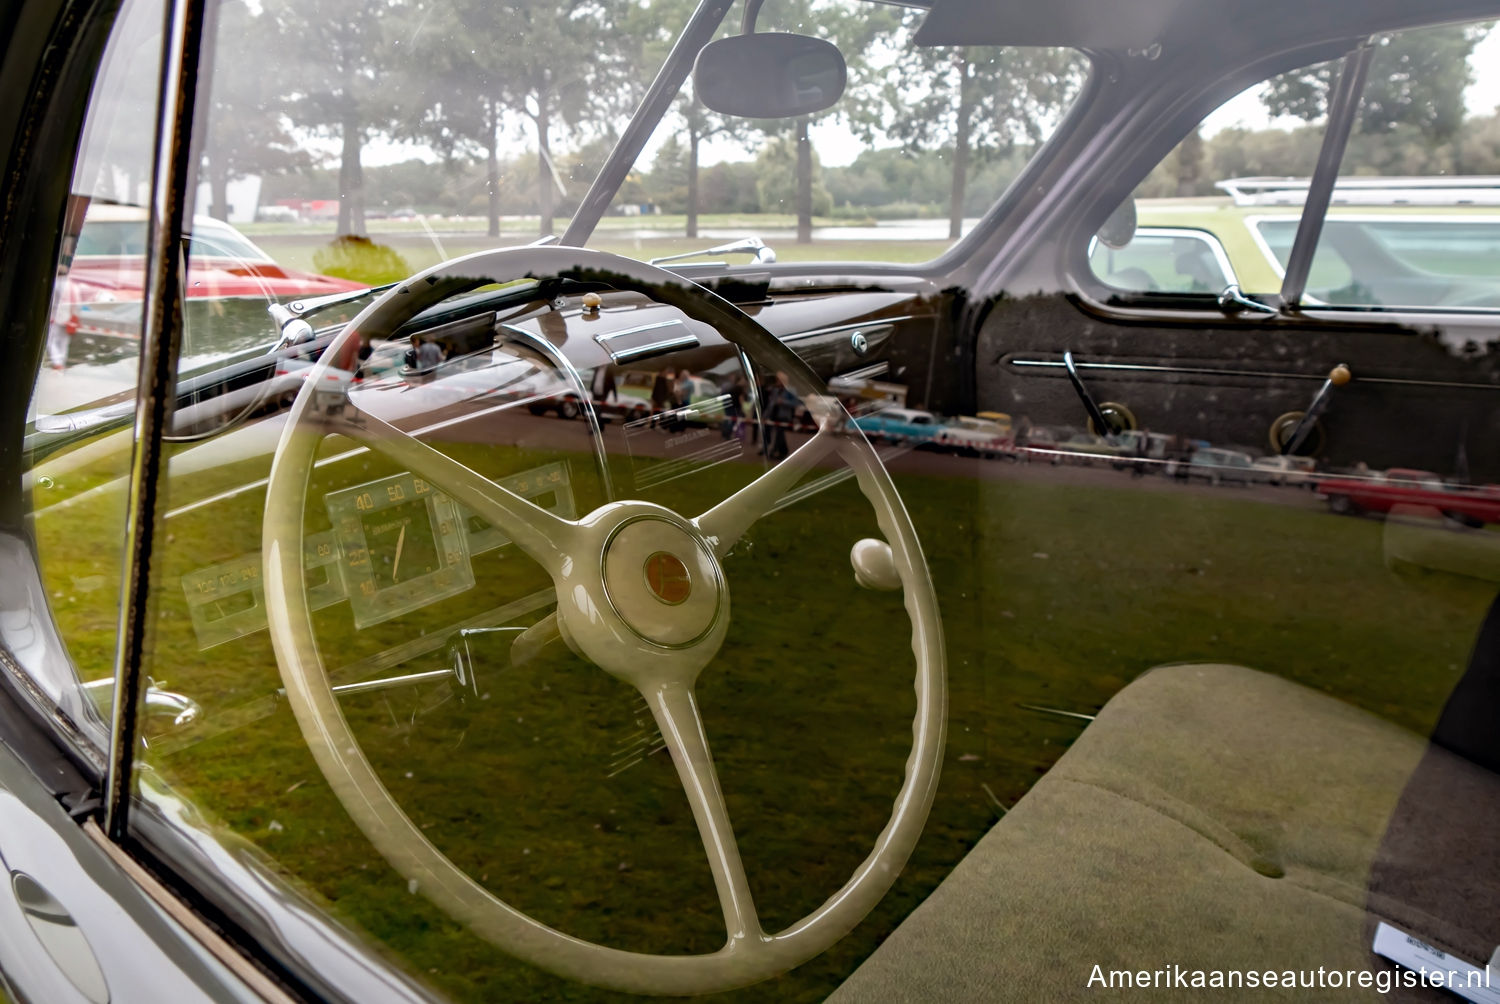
[832, 664, 1495, 1002]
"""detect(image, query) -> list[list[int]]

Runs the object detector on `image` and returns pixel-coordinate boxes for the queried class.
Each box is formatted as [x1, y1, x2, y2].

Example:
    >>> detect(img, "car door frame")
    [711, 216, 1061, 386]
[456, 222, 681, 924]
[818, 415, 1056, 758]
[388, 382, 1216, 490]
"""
[947, 1, 1500, 477]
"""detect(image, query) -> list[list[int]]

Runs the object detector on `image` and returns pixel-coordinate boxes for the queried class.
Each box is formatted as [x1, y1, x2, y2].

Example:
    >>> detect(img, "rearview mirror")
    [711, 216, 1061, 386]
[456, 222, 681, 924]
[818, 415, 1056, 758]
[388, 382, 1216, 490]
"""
[693, 33, 846, 119]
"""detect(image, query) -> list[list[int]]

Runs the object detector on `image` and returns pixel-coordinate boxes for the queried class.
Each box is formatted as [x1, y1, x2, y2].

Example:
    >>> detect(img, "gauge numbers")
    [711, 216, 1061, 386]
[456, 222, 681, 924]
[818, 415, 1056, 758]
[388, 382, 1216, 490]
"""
[182, 530, 343, 649]
[326, 473, 475, 628]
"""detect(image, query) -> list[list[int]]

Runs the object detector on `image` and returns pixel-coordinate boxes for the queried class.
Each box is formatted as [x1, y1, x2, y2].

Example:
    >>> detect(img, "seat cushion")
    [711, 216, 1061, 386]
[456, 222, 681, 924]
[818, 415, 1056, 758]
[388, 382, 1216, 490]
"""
[832, 664, 1442, 1002]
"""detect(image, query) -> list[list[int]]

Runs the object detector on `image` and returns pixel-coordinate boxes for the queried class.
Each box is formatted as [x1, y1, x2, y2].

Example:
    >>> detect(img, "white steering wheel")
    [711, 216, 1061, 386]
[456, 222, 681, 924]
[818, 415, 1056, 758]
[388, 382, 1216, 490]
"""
[262, 246, 946, 995]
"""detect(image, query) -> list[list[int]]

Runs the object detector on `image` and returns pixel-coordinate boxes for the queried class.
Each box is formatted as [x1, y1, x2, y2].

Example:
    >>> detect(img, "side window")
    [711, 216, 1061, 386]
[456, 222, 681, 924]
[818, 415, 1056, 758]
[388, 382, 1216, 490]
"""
[1084, 57, 1340, 299]
[1221, 20, 1497, 310]
[24, 0, 164, 718]
[1297, 20, 1498, 309]
[1089, 229, 1236, 293]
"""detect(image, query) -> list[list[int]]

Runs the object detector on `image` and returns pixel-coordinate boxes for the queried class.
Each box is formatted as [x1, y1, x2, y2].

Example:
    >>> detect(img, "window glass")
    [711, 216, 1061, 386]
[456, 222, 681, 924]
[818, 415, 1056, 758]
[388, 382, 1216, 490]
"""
[1091, 57, 1344, 299]
[1275, 19, 1499, 308]
[1089, 229, 1235, 292]
[25, 0, 163, 724]
[128, 249, 870, 999]
[609, 8, 1087, 265]
[158, 1, 1090, 286]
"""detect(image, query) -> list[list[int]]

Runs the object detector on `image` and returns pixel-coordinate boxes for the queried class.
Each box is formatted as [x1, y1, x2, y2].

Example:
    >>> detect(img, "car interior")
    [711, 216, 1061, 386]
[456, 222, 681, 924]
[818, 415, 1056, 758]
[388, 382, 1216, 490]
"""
[1, 0, 1499, 999]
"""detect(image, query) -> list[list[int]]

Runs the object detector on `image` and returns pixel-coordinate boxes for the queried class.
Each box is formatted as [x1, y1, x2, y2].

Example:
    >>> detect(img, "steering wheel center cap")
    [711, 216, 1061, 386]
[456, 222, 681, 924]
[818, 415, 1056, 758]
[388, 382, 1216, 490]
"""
[644, 551, 692, 604]
[602, 518, 723, 647]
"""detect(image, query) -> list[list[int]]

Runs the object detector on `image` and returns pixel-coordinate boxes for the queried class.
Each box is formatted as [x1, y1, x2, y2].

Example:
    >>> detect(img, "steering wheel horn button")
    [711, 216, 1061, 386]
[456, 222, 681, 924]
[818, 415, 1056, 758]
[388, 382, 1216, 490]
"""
[602, 517, 723, 647]
[644, 551, 692, 605]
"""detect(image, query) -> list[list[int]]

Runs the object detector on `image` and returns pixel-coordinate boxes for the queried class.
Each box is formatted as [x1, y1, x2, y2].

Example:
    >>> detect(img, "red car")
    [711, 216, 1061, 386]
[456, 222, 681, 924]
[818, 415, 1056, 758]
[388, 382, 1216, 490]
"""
[55, 206, 364, 360]
[1315, 468, 1500, 526]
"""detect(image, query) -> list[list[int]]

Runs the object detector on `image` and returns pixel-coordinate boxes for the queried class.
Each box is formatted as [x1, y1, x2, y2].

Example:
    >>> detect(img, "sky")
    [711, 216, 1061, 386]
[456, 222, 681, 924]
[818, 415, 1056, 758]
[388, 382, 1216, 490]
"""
[350, 26, 1500, 174]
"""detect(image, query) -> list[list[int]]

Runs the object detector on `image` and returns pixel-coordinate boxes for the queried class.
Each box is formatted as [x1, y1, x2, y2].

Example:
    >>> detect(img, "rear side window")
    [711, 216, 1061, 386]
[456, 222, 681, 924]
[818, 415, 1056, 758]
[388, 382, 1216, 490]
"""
[1258, 214, 1500, 308]
[1089, 228, 1235, 293]
[1288, 20, 1499, 310]
[1082, 54, 1338, 300]
[1089, 18, 1499, 310]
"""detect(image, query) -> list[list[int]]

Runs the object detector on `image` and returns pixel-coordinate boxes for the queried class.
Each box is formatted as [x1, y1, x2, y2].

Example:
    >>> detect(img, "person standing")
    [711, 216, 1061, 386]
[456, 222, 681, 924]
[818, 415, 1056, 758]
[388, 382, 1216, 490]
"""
[719, 372, 747, 441]
[591, 365, 616, 405]
[763, 371, 797, 461]
[415, 335, 444, 372]
[651, 366, 677, 412]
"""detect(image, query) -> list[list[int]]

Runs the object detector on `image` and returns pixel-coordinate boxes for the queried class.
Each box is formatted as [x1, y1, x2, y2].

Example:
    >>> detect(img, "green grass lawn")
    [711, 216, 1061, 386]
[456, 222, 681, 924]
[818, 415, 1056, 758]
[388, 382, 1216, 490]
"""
[31, 423, 1494, 1003]
[239, 213, 879, 238]
[252, 234, 948, 276]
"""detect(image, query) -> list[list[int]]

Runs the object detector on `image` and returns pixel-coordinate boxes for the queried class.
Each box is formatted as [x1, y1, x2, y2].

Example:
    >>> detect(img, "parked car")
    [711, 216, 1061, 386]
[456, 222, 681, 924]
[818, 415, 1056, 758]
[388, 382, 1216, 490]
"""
[934, 415, 1012, 457]
[58, 205, 366, 362]
[1091, 178, 1500, 309]
[1053, 431, 1129, 464]
[1250, 454, 1318, 486]
[1316, 469, 1500, 525]
[4, 0, 1500, 1001]
[853, 406, 943, 445]
[1186, 447, 1257, 485]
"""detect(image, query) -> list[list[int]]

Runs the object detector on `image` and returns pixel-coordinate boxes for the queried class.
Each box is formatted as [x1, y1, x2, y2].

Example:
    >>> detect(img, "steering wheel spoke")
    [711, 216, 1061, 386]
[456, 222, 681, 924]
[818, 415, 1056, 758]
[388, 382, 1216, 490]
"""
[694, 419, 840, 558]
[335, 408, 580, 577]
[643, 681, 763, 946]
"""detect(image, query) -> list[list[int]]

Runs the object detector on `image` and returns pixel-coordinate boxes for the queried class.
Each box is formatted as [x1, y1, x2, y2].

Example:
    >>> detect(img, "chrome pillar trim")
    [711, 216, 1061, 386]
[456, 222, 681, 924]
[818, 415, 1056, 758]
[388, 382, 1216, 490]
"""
[105, 0, 207, 840]
[1278, 40, 1375, 310]
[1007, 356, 1499, 392]
[81, 820, 300, 1004]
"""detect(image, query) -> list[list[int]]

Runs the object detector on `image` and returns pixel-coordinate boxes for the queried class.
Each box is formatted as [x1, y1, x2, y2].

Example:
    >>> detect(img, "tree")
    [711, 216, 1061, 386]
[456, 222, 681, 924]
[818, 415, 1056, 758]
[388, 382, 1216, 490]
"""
[734, 0, 902, 242]
[626, 0, 752, 237]
[754, 133, 832, 218]
[1262, 23, 1490, 145]
[198, 0, 308, 221]
[860, 18, 1087, 239]
[260, 0, 401, 236]
[398, 0, 642, 238]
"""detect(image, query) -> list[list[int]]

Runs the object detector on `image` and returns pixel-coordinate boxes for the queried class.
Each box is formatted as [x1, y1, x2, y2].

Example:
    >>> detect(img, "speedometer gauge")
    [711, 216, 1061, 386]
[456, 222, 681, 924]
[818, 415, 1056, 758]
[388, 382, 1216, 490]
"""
[325, 473, 475, 628]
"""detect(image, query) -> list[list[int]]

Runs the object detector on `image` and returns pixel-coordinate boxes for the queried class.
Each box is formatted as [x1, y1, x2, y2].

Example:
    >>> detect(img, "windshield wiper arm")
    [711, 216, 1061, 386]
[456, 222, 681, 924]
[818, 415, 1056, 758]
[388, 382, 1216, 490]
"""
[649, 237, 777, 267]
[267, 283, 392, 350]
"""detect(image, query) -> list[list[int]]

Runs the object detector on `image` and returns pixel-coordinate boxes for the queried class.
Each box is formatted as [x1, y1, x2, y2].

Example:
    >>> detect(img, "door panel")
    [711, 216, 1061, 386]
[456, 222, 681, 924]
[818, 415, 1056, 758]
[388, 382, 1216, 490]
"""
[979, 293, 1500, 479]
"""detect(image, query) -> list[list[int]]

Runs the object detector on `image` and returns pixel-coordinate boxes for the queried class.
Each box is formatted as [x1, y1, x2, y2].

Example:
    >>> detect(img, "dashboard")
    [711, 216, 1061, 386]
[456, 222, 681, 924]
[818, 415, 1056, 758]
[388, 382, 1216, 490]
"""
[37, 278, 939, 757]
